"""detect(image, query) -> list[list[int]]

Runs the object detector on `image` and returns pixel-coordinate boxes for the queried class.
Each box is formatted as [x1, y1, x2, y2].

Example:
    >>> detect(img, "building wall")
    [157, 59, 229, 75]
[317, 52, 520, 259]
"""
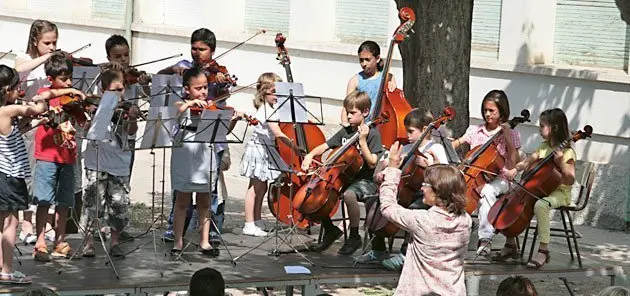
[1, 0, 628, 229]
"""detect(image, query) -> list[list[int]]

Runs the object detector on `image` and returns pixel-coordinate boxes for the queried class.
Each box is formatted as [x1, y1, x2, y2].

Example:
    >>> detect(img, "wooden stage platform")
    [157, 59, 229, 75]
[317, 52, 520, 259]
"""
[0, 229, 625, 296]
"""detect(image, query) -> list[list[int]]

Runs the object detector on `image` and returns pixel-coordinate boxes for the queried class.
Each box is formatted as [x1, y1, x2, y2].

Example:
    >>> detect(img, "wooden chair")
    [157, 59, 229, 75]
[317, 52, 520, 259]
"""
[520, 161, 596, 268]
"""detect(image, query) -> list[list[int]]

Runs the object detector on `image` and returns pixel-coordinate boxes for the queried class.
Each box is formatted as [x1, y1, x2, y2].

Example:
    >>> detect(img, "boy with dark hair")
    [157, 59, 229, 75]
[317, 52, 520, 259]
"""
[496, 276, 538, 296]
[189, 267, 225, 296]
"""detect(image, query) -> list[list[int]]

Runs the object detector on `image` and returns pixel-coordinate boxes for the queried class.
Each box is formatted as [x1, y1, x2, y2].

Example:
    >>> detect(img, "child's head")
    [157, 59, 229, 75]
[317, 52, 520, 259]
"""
[481, 90, 510, 127]
[27, 19, 58, 58]
[597, 286, 630, 296]
[183, 67, 209, 100]
[496, 276, 538, 296]
[539, 108, 570, 146]
[0, 65, 21, 106]
[105, 34, 130, 67]
[403, 108, 435, 143]
[357, 41, 383, 75]
[190, 28, 216, 66]
[254, 72, 282, 109]
[422, 164, 467, 215]
[45, 52, 73, 89]
[23, 288, 59, 296]
[189, 267, 225, 296]
[343, 90, 371, 126]
[101, 69, 125, 93]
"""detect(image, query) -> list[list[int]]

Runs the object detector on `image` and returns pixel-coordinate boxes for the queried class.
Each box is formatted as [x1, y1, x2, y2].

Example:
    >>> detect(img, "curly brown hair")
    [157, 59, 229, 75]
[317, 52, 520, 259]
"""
[423, 164, 467, 215]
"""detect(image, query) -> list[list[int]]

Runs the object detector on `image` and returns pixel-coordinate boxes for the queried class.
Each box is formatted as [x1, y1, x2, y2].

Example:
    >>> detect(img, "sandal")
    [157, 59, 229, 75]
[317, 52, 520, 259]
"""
[170, 248, 182, 256]
[0, 271, 32, 285]
[200, 247, 219, 257]
[490, 243, 519, 262]
[476, 239, 492, 256]
[527, 249, 550, 269]
[33, 247, 51, 262]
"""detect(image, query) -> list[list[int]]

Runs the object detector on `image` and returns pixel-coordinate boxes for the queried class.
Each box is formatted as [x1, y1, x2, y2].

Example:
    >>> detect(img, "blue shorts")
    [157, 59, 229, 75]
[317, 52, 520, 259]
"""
[33, 160, 75, 208]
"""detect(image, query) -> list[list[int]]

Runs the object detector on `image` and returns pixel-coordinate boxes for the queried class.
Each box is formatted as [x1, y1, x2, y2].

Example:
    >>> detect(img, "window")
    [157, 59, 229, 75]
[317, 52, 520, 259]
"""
[244, 0, 290, 34]
[471, 0, 503, 59]
[335, 0, 390, 44]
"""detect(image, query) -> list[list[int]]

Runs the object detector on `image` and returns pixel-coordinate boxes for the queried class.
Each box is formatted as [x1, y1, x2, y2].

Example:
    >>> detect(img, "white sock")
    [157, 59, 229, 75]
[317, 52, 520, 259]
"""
[245, 222, 256, 229]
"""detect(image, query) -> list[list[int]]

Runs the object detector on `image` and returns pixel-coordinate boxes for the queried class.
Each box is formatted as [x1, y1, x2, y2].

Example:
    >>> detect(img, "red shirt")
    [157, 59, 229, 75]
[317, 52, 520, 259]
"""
[34, 87, 77, 164]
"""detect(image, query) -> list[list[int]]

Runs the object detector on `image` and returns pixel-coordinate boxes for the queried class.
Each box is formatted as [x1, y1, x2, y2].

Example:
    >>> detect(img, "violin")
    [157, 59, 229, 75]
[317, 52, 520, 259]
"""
[487, 125, 593, 237]
[370, 7, 415, 149]
[123, 67, 152, 86]
[189, 102, 259, 126]
[460, 110, 531, 214]
[267, 33, 328, 230]
[365, 107, 455, 238]
[292, 114, 389, 223]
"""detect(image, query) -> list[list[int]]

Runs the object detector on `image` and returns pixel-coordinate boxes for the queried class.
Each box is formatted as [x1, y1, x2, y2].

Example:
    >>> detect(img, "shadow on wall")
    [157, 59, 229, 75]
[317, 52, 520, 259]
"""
[495, 27, 630, 230]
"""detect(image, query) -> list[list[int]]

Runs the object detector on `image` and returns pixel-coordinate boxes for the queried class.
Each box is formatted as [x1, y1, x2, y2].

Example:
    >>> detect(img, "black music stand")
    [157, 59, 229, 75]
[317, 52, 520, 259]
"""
[232, 82, 315, 266]
[174, 108, 247, 263]
[72, 66, 101, 95]
[59, 91, 121, 278]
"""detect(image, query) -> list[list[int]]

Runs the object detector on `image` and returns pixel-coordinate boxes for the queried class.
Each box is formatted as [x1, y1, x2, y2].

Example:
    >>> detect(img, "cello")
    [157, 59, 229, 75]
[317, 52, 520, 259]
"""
[460, 110, 531, 214]
[365, 107, 455, 237]
[292, 114, 389, 222]
[487, 125, 592, 237]
[268, 33, 328, 229]
[370, 7, 415, 148]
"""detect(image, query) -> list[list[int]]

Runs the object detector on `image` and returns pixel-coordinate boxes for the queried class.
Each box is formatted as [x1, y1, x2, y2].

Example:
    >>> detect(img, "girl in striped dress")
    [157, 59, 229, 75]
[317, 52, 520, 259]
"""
[0, 65, 52, 284]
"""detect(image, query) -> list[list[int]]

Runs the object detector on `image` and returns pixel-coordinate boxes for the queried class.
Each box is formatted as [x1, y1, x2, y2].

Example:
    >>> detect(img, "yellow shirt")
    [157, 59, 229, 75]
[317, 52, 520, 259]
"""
[535, 141, 577, 197]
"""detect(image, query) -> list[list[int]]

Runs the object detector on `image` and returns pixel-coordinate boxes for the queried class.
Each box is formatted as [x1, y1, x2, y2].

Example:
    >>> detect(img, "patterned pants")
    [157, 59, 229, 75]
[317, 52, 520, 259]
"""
[80, 170, 131, 232]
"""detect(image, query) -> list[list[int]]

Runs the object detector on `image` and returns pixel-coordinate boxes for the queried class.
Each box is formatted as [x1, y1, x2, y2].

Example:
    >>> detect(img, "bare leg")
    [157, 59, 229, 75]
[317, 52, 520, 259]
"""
[35, 205, 49, 249]
[55, 207, 68, 245]
[21, 211, 34, 235]
[173, 192, 192, 250]
[245, 178, 266, 223]
[1, 212, 18, 274]
[196, 193, 212, 250]
[253, 181, 268, 221]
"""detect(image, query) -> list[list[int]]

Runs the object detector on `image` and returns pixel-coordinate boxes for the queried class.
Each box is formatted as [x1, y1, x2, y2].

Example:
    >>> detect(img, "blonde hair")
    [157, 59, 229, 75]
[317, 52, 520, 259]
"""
[26, 20, 58, 58]
[343, 90, 371, 113]
[254, 72, 282, 109]
[423, 164, 467, 215]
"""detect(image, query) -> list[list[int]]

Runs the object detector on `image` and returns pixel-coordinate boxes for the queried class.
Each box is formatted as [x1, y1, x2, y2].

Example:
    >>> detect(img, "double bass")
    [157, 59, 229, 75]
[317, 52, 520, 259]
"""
[460, 110, 531, 214]
[292, 114, 389, 222]
[487, 125, 593, 237]
[370, 7, 415, 148]
[365, 107, 455, 237]
[268, 33, 328, 229]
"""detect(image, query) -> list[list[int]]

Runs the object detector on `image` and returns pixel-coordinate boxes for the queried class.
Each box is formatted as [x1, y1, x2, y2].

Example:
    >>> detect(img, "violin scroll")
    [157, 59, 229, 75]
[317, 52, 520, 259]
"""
[275, 33, 290, 66]
[394, 7, 416, 43]
[572, 125, 593, 142]
[432, 107, 456, 129]
[508, 109, 531, 129]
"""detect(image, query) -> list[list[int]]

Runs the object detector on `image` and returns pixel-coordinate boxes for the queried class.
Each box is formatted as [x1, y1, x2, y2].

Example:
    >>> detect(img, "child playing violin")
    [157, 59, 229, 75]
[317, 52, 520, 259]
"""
[170, 67, 241, 255]
[0, 65, 61, 284]
[341, 41, 396, 126]
[301, 90, 383, 255]
[160, 28, 231, 243]
[380, 146, 471, 296]
[239, 72, 301, 237]
[79, 68, 138, 258]
[32, 53, 87, 261]
[14, 19, 59, 245]
[497, 108, 576, 269]
[363, 108, 449, 269]
[452, 90, 521, 256]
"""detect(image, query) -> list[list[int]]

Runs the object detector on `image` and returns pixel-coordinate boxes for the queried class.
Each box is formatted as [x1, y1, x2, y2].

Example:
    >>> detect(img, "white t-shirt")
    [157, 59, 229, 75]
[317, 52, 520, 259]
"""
[84, 123, 132, 176]
[251, 102, 279, 145]
[17, 52, 50, 101]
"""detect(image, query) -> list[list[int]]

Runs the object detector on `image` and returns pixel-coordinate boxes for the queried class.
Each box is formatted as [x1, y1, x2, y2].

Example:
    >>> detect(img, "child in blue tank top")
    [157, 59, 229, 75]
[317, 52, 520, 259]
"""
[341, 41, 397, 126]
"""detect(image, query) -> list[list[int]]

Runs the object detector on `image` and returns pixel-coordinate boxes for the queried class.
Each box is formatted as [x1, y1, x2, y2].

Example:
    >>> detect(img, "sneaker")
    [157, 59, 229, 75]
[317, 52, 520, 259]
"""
[356, 250, 389, 264]
[162, 230, 175, 242]
[51, 242, 73, 258]
[381, 253, 405, 271]
[18, 232, 36, 245]
[338, 235, 362, 255]
[311, 227, 343, 252]
[33, 247, 51, 262]
[110, 244, 125, 258]
[242, 225, 268, 237]
[476, 239, 492, 256]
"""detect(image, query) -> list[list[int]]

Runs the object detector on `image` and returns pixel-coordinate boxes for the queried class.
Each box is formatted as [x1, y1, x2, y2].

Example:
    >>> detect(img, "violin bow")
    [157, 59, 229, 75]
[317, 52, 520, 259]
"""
[0, 49, 12, 61]
[213, 30, 266, 61]
[130, 53, 184, 68]
[68, 43, 92, 56]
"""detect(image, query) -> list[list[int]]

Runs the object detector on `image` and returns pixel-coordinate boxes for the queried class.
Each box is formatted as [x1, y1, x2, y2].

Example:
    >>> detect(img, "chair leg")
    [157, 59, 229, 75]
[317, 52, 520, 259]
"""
[340, 198, 348, 242]
[521, 223, 531, 259]
[527, 227, 538, 264]
[567, 212, 583, 268]
[560, 210, 574, 261]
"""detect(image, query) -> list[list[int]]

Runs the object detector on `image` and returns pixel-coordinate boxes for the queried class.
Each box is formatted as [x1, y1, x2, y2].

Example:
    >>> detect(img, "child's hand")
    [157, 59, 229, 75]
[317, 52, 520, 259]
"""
[214, 72, 228, 83]
[415, 150, 436, 167]
[301, 155, 313, 171]
[232, 111, 244, 121]
[68, 89, 87, 101]
[101, 61, 125, 71]
[188, 99, 207, 108]
[172, 66, 187, 76]
[505, 167, 518, 181]
[358, 124, 369, 141]
[138, 73, 151, 85]
[388, 141, 403, 168]
[553, 149, 564, 167]
[387, 80, 396, 92]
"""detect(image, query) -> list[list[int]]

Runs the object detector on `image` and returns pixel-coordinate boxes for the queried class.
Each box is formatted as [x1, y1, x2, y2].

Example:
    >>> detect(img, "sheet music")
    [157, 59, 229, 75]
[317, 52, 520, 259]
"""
[192, 109, 234, 143]
[150, 74, 183, 107]
[86, 91, 120, 141]
[138, 106, 181, 149]
[274, 82, 308, 123]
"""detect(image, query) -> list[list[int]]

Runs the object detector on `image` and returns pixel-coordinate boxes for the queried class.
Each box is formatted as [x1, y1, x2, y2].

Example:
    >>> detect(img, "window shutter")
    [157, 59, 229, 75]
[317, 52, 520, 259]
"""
[335, 0, 390, 44]
[554, 0, 630, 70]
[92, 0, 126, 21]
[244, 0, 290, 34]
[471, 0, 503, 59]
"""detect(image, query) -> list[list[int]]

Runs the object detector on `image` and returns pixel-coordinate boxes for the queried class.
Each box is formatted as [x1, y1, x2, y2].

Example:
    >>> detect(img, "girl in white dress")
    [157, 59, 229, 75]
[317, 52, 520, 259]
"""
[239, 73, 301, 237]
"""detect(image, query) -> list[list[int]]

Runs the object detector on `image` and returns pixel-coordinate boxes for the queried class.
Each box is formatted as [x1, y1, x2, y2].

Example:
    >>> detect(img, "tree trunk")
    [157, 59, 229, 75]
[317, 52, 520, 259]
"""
[395, 0, 474, 137]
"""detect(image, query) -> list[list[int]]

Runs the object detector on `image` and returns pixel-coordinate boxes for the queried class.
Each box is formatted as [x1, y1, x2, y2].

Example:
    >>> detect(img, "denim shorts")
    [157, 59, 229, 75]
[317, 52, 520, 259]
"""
[33, 160, 75, 208]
